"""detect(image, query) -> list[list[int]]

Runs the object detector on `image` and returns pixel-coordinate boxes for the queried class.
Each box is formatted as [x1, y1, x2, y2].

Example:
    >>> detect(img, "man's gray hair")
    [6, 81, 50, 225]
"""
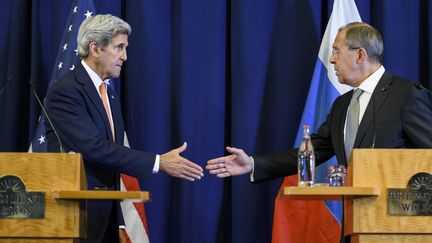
[77, 14, 131, 59]
[339, 22, 383, 64]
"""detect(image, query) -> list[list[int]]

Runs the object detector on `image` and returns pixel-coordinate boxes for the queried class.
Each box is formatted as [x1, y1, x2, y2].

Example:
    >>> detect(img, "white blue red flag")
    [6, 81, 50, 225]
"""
[272, 0, 361, 242]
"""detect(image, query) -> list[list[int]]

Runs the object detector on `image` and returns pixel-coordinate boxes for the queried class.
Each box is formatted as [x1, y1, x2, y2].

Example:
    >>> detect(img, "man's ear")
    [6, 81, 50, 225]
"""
[356, 48, 367, 64]
[88, 42, 101, 58]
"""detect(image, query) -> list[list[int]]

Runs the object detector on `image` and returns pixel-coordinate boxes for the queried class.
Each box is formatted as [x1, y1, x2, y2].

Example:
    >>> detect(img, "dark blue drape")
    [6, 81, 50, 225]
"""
[1, 0, 431, 242]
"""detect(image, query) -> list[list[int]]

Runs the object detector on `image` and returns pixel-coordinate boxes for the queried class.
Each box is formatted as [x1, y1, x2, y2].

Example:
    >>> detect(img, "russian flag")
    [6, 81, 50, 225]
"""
[271, 0, 361, 242]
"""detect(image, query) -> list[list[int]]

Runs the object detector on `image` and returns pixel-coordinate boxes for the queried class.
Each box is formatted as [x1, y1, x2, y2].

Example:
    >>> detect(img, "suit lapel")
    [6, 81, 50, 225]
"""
[336, 92, 352, 165]
[354, 72, 393, 147]
[75, 63, 115, 141]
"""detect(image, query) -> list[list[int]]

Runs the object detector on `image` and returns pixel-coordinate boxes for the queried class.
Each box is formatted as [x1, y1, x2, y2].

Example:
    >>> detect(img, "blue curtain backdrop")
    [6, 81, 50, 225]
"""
[0, 0, 431, 242]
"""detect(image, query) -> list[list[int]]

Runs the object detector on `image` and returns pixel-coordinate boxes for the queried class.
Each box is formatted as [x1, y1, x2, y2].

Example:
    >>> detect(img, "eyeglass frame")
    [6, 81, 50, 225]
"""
[331, 47, 361, 55]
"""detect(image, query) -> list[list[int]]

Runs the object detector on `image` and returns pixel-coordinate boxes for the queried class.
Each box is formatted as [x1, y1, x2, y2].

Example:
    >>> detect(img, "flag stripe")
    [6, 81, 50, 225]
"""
[121, 132, 150, 242]
[121, 176, 150, 243]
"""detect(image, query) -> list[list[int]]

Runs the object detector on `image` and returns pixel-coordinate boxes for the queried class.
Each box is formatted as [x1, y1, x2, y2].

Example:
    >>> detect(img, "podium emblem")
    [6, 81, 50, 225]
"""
[388, 172, 432, 216]
[0, 175, 45, 219]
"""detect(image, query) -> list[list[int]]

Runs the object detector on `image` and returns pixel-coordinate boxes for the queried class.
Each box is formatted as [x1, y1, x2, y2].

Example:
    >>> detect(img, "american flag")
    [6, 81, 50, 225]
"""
[28, 1, 150, 242]
[29, 0, 95, 152]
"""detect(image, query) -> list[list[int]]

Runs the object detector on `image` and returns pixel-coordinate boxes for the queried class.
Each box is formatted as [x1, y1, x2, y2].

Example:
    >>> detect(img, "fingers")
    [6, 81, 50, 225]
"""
[208, 167, 231, 178]
[181, 168, 203, 181]
[176, 142, 187, 153]
[207, 156, 228, 165]
[225, 146, 243, 155]
[182, 159, 204, 178]
[206, 158, 226, 170]
[168, 157, 203, 181]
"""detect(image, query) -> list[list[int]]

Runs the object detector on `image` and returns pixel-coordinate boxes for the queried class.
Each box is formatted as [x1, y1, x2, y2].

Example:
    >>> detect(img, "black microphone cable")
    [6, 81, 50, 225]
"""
[29, 78, 65, 153]
[0, 76, 14, 96]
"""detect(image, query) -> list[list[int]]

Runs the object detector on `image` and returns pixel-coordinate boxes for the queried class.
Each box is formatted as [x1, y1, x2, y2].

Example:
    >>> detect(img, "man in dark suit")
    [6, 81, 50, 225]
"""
[45, 14, 203, 243]
[206, 22, 432, 183]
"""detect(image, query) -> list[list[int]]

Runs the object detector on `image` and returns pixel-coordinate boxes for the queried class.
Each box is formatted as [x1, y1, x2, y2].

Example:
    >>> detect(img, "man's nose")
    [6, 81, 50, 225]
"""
[329, 54, 335, 64]
[121, 49, 127, 61]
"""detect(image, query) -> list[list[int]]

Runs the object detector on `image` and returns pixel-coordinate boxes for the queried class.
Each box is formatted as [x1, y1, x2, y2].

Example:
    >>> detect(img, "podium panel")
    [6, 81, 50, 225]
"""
[346, 149, 432, 236]
[352, 234, 432, 243]
[0, 153, 85, 240]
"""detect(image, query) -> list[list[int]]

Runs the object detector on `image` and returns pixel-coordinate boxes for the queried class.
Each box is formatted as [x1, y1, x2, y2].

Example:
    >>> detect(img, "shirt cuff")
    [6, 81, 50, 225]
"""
[152, 154, 160, 173]
[249, 156, 255, 182]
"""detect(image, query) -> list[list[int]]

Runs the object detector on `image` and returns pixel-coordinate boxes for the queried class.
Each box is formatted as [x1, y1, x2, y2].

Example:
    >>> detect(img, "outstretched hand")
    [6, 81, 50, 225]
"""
[206, 146, 253, 178]
[160, 142, 203, 181]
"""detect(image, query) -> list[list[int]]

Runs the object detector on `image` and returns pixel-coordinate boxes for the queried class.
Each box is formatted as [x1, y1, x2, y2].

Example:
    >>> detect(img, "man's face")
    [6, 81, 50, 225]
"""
[96, 34, 128, 80]
[329, 31, 360, 87]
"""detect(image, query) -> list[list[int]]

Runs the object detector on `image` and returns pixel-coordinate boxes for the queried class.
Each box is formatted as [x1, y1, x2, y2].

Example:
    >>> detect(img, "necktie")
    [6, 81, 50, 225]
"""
[345, 88, 363, 162]
[99, 83, 115, 141]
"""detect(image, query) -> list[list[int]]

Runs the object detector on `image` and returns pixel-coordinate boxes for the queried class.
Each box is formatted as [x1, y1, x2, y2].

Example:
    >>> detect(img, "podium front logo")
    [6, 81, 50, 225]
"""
[0, 175, 45, 219]
[388, 172, 432, 216]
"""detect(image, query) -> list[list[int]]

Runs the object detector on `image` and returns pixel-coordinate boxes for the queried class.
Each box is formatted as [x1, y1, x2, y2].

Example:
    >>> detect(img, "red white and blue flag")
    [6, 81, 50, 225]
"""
[272, 0, 361, 242]
[29, 0, 95, 152]
[28, 1, 150, 242]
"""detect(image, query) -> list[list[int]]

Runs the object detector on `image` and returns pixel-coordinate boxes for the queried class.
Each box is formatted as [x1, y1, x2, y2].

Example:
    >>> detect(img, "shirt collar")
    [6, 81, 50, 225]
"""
[81, 60, 110, 94]
[357, 66, 385, 94]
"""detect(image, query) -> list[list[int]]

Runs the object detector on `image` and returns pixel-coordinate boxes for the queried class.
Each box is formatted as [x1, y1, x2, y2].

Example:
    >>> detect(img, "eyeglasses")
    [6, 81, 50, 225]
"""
[331, 47, 361, 55]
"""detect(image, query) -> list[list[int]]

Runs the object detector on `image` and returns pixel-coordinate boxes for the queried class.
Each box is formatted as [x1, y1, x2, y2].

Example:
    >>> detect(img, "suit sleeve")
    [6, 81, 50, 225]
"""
[45, 79, 155, 180]
[402, 86, 432, 147]
[252, 102, 339, 183]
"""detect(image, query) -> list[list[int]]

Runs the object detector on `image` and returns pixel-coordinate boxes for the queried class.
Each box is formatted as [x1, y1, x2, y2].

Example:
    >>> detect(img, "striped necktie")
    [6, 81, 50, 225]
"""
[345, 88, 363, 162]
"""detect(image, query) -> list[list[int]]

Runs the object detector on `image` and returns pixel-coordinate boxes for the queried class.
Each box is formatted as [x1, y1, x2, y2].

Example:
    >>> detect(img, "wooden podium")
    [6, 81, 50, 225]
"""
[0, 153, 149, 242]
[283, 149, 432, 243]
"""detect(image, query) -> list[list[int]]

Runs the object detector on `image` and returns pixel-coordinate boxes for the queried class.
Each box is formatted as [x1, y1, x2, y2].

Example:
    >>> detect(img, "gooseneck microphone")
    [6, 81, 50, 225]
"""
[0, 76, 14, 96]
[29, 78, 65, 153]
[415, 83, 432, 95]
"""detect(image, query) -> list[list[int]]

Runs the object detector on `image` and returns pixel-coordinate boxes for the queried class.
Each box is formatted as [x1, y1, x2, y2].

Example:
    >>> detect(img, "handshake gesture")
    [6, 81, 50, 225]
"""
[160, 142, 204, 181]
[162, 145, 254, 181]
[206, 146, 253, 178]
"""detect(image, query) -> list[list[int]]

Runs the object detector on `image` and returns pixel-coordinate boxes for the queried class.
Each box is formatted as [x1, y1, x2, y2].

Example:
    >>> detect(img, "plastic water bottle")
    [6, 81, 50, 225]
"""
[297, 125, 315, 187]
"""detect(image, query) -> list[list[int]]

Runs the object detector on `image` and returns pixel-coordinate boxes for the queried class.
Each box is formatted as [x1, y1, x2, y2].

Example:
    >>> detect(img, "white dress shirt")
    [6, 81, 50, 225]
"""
[344, 66, 385, 142]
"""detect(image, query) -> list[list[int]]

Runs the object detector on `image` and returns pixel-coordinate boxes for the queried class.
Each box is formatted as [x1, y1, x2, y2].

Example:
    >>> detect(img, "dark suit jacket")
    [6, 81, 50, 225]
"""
[253, 71, 432, 183]
[45, 62, 155, 242]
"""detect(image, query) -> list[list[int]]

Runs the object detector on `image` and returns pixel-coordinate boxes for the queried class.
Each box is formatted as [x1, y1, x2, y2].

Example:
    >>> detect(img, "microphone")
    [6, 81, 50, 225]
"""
[0, 76, 13, 96]
[371, 86, 389, 148]
[29, 78, 65, 153]
[415, 83, 432, 95]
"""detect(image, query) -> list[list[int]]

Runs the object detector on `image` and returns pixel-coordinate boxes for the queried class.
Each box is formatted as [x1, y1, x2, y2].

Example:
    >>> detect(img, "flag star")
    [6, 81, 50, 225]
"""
[84, 10, 93, 19]
[38, 135, 46, 144]
[74, 49, 78, 56]
[69, 65, 75, 70]
[68, 25, 73, 32]
[73, 6, 78, 13]
[63, 43, 68, 51]
[58, 62, 63, 69]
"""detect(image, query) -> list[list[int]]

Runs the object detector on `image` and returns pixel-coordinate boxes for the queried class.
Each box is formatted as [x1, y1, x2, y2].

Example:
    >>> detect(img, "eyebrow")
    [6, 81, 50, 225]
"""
[115, 43, 127, 48]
